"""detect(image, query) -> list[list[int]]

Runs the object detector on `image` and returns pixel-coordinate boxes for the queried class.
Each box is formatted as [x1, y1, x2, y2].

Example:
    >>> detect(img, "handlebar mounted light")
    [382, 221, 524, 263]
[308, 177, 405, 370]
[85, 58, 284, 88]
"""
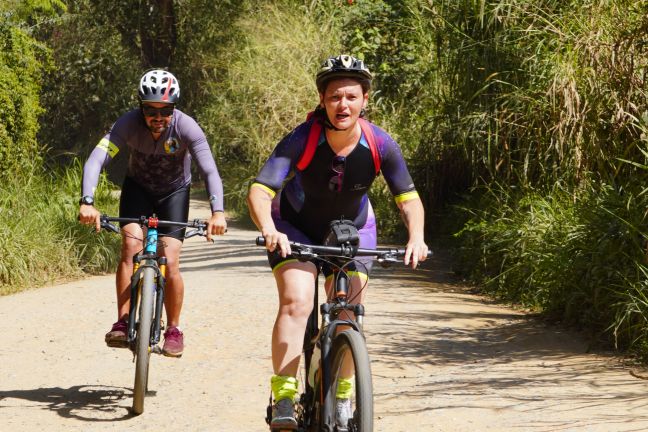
[323, 219, 360, 256]
[147, 216, 159, 229]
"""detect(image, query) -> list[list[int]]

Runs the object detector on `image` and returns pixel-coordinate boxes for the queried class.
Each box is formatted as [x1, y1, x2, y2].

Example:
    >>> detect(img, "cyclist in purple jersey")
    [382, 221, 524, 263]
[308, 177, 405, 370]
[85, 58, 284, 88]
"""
[79, 69, 227, 357]
[247, 55, 428, 429]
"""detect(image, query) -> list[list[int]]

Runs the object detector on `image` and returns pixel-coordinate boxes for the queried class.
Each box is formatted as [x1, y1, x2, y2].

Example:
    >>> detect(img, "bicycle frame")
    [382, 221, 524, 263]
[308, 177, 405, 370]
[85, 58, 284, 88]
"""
[257, 236, 431, 431]
[99, 214, 208, 414]
[101, 214, 208, 352]
[126, 222, 167, 352]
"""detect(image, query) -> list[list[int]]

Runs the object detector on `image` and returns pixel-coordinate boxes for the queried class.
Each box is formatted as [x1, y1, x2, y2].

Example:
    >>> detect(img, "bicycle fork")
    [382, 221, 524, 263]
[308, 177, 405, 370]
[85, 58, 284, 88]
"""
[127, 255, 167, 354]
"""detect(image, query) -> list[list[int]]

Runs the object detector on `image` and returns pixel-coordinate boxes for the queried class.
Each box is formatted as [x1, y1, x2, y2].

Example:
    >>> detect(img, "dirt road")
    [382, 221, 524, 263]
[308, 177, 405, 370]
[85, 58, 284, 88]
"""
[2, 201, 648, 431]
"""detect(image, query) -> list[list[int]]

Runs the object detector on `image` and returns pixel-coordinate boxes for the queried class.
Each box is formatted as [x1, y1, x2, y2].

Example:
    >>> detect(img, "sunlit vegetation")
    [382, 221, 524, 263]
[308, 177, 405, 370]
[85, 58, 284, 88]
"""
[3, 0, 648, 357]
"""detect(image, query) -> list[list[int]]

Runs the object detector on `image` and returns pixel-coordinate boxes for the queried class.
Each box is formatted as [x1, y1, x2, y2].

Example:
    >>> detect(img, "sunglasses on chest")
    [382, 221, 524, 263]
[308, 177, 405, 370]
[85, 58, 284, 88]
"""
[328, 155, 346, 193]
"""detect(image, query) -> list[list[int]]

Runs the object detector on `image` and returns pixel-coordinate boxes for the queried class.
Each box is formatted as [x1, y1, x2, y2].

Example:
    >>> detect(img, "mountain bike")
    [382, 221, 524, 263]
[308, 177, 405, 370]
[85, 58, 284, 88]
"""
[100, 214, 208, 415]
[257, 227, 431, 432]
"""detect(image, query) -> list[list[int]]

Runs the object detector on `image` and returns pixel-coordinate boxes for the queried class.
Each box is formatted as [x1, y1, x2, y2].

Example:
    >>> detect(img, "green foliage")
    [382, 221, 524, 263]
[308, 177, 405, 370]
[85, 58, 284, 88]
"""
[433, 0, 648, 353]
[1, 0, 66, 23]
[173, 0, 250, 115]
[0, 17, 48, 179]
[454, 182, 648, 350]
[4, 0, 648, 358]
[427, 0, 648, 189]
[195, 1, 342, 215]
[37, 1, 141, 162]
[0, 161, 120, 295]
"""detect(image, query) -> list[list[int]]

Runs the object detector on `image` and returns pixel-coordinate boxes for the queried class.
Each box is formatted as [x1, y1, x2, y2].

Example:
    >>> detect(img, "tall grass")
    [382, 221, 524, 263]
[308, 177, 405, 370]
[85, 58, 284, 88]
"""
[455, 182, 648, 350]
[414, 0, 648, 353]
[0, 161, 120, 295]
[196, 1, 341, 216]
[19, 0, 647, 354]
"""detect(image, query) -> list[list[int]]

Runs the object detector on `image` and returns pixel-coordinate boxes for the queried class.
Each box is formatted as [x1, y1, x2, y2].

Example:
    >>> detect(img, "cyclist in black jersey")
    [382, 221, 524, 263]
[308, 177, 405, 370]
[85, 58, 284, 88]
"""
[247, 55, 428, 429]
[78, 69, 227, 357]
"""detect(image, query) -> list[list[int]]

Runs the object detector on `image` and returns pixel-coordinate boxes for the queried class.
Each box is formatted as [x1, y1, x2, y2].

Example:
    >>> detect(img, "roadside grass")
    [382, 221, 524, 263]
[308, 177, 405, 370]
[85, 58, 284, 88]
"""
[454, 182, 648, 353]
[0, 161, 120, 295]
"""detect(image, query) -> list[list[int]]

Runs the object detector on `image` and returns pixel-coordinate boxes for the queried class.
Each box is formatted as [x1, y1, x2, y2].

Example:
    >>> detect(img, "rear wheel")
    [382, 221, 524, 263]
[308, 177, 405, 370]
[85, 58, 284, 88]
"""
[326, 330, 373, 431]
[132, 266, 155, 415]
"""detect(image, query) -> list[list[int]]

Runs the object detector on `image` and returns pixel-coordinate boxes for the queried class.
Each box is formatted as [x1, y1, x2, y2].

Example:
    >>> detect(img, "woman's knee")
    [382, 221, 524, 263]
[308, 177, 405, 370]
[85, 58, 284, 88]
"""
[278, 292, 313, 319]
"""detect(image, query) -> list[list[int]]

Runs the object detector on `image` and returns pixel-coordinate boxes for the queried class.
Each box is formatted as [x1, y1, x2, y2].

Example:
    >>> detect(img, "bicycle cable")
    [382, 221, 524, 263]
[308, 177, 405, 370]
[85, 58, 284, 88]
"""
[311, 254, 370, 304]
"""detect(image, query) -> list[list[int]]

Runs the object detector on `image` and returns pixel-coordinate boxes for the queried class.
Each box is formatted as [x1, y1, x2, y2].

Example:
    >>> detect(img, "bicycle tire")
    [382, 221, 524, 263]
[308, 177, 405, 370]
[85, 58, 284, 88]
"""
[132, 266, 155, 415]
[326, 329, 373, 431]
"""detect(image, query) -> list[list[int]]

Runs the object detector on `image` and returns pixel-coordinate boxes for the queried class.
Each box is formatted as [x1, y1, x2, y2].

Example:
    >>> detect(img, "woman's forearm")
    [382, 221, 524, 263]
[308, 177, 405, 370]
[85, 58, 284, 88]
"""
[398, 198, 425, 241]
[247, 186, 276, 232]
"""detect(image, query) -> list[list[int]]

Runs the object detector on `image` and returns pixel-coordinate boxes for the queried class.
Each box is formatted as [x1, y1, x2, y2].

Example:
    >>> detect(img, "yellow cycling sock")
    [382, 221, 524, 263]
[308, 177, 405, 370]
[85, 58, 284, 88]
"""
[336, 377, 354, 399]
[271, 375, 298, 402]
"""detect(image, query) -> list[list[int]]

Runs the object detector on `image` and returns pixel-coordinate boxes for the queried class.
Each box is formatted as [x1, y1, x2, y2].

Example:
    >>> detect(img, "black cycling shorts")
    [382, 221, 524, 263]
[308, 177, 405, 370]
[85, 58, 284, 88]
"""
[119, 176, 190, 240]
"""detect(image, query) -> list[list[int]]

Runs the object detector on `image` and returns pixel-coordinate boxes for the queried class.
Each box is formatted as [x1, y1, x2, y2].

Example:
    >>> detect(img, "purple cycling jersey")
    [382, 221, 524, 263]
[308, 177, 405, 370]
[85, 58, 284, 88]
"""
[81, 108, 224, 212]
[253, 118, 418, 242]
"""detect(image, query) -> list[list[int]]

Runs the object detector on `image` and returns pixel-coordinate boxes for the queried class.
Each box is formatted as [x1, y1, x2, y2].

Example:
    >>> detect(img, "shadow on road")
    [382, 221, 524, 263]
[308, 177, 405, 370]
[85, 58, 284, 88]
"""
[0, 385, 135, 421]
[365, 251, 648, 430]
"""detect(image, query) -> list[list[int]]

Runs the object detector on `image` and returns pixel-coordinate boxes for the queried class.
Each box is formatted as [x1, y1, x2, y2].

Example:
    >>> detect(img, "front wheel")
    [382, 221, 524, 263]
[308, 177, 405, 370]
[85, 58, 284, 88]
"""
[326, 330, 373, 432]
[132, 266, 155, 415]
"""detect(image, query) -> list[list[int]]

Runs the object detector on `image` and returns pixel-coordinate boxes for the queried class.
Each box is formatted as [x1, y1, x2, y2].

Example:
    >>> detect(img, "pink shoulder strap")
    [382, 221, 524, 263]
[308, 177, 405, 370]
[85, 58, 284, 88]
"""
[359, 118, 380, 175]
[297, 115, 380, 174]
[296, 115, 322, 171]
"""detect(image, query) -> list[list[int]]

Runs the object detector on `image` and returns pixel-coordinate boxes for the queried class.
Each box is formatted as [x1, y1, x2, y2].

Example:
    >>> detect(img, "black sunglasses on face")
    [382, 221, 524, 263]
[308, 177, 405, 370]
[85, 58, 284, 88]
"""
[141, 105, 175, 117]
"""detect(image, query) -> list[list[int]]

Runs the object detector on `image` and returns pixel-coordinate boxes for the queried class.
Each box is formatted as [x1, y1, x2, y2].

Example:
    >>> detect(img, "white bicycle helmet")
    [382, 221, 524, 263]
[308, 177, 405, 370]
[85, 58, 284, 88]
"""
[138, 69, 180, 103]
[316, 55, 372, 92]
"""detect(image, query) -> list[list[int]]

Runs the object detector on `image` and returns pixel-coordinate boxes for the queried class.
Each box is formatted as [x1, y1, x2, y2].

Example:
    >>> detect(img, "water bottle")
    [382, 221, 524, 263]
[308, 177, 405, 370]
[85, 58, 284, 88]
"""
[308, 342, 321, 387]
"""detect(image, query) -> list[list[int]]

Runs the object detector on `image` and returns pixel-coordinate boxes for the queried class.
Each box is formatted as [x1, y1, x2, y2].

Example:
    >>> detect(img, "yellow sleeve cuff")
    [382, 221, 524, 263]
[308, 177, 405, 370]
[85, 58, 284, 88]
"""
[251, 182, 276, 198]
[394, 190, 419, 204]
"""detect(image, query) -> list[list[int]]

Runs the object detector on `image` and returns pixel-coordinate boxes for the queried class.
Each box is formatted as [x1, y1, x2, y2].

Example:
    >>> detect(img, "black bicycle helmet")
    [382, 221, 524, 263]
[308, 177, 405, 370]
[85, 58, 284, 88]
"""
[315, 54, 372, 93]
[138, 69, 180, 103]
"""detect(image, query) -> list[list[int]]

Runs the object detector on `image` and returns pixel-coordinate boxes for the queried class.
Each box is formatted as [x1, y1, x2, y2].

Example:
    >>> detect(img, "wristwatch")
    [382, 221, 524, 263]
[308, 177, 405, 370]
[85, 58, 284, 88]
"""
[79, 195, 95, 206]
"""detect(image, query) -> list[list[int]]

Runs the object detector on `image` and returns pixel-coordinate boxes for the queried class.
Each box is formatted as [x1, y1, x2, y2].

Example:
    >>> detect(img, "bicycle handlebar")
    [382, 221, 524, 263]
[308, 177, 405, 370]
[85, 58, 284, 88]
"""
[255, 237, 432, 265]
[100, 215, 208, 239]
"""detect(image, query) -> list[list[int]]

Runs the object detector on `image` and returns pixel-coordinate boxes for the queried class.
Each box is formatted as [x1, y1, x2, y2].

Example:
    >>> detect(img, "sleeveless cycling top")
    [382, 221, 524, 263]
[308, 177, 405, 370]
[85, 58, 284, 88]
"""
[81, 108, 224, 212]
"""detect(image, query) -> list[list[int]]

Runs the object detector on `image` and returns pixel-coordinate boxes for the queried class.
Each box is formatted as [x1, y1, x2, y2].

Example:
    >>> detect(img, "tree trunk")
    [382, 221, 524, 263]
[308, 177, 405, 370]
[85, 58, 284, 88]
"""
[139, 0, 177, 68]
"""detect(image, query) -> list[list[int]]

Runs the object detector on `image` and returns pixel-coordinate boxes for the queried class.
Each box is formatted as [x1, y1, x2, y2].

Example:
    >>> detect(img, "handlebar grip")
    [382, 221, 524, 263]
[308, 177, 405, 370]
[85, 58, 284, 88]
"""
[392, 249, 433, 258]
[256, 237, 266, 246]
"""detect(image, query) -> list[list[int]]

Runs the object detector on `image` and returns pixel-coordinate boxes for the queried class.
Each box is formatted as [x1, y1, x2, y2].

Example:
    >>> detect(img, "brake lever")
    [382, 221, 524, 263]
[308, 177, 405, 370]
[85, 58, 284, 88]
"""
[100, 221, 120, 233]
[377, 254, 400, 268]
[185, 228, 204, 239]
[293, 247, 316, 262]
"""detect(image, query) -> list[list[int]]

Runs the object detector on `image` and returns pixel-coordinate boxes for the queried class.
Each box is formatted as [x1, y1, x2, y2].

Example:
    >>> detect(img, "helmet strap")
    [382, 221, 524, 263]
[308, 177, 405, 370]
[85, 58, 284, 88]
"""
[323, 116, 346, 131]
[314, 106, 346, 132]
[315, 106, 366, 131]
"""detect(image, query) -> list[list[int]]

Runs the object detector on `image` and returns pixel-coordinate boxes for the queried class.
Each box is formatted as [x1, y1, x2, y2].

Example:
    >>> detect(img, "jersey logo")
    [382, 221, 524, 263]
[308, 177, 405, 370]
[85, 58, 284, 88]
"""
[350, 183, 368, 191]
[296, 114, 381, 174]
[164, 138, 180, 154]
